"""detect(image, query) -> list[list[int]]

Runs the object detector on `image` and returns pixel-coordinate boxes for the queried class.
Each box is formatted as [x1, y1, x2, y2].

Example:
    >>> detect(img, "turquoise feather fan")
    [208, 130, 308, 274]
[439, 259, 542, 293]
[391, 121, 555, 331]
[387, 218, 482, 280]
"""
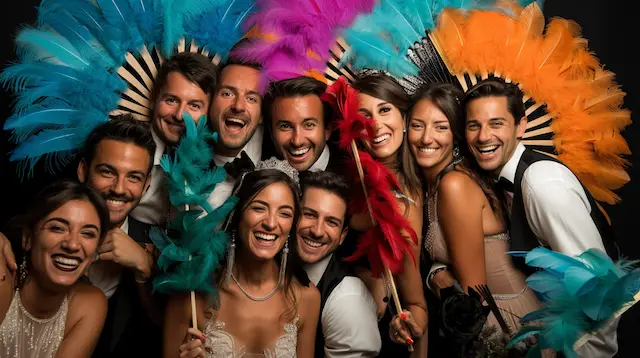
[2, 0, 254, 178]
[151, 113, 238, 294]
[507, 247, 640, 358]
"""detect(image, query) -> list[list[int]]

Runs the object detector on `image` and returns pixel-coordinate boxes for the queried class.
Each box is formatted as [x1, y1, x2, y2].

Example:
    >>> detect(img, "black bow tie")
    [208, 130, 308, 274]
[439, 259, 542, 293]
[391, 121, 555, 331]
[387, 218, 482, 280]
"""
[497, 177, 514, 193]
[223, 151, 255, 179]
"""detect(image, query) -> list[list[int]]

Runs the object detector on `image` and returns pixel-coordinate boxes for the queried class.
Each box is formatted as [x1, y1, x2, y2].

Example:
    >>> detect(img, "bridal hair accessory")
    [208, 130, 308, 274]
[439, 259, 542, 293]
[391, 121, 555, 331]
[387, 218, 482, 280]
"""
[231, 157, 300, 200]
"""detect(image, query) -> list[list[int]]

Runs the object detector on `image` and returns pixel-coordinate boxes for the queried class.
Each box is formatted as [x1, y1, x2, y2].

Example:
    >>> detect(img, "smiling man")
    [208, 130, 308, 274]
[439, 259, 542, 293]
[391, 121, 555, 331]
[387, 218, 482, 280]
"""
[131, 52, 217, 226]
[263, 76, 338, 172]
[296, 171, 380, 358]
[75, 115, 164, 357]
[464, 78, 619, 357]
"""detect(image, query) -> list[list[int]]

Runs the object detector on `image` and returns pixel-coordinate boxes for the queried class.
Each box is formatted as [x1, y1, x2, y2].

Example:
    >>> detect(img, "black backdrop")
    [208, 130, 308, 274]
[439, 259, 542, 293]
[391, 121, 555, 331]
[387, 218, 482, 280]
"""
[1, 1, 637, 356]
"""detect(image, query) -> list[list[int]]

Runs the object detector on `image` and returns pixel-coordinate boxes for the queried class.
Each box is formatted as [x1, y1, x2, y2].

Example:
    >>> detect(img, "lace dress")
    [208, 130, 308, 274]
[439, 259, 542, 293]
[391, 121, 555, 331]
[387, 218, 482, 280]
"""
[424, 191, 542, 334]
[203, 312, 299, 358]
[0, 290, 68, 358]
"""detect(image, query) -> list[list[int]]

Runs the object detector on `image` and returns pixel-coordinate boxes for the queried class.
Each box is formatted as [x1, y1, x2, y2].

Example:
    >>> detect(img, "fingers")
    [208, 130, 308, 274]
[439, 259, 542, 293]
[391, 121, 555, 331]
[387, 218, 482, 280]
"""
[179, 328, 206, 358]
[98, 252, 117, 263]
[400, 310, 423, 338]
[0, 233, 17, 272]
[97, 242, 115, 254]
[389, 311, 415, 346]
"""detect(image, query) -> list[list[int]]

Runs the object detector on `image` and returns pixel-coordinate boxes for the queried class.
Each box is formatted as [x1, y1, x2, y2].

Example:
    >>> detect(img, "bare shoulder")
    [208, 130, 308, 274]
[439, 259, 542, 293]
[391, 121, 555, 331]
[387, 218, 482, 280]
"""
[65, 282, 107, 329]
[439, 171, 483, 200]
[299, 281, 320, 305]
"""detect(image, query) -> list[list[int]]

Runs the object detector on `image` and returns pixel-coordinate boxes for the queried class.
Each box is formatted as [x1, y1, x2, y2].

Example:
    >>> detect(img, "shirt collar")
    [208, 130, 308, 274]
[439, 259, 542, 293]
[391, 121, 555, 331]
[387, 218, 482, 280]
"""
[304, 253, 333, 286]
[119, 217, 130, 235]
[214, 125, 264, 166]
[308, 145, 330, 172]
[150, 128, 166, 166]
[498, 142, 526, 184]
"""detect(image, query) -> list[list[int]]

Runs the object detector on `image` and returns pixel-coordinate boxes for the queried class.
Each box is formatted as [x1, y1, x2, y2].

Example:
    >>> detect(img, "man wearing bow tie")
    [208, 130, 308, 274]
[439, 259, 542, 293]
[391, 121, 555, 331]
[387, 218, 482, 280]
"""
[463, 78, 618, 357]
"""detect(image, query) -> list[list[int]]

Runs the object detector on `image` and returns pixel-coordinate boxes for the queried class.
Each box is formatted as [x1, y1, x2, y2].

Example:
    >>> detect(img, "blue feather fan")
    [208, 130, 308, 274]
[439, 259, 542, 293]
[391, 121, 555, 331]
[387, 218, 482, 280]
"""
[507, 248, 640, 358]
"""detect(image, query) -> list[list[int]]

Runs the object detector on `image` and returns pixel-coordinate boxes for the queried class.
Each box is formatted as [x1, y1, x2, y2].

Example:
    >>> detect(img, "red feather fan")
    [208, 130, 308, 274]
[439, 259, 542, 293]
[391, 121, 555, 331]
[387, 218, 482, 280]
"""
[321, 77, 418, 277]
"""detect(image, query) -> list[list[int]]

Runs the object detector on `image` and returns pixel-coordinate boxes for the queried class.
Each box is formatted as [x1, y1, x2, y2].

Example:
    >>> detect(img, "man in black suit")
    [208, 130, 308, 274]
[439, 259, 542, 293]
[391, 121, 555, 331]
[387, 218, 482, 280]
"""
[76, 115, 163, 357]
[262, 76, 342, 172]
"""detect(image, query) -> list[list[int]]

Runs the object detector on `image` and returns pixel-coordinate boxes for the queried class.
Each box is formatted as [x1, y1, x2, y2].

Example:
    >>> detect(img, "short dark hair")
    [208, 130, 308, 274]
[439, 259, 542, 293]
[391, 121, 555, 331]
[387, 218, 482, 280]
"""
[82, 114, 156, 173]
[152, 52, 218, 102]
[300, 171, 350, 229]
[463, 78, 526, 124]
[263, 76, 332, 128]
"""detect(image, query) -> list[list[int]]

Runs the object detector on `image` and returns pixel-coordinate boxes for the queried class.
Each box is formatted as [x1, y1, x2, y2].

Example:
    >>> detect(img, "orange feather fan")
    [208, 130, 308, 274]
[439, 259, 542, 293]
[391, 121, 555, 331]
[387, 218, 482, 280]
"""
[431, 2, 631, 204]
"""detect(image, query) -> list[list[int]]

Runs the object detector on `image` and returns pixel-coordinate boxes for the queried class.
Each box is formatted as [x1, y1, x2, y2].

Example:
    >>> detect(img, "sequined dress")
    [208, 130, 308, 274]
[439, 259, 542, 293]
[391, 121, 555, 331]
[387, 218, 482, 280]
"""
[424, 191, 542, 334]
[0, 290, 68, 358]
[203, 312, 299, 358]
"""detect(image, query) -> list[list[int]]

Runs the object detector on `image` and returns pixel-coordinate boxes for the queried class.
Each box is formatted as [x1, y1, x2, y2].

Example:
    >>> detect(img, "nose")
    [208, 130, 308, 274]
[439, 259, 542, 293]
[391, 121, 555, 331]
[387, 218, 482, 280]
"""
[61, 233, 82, 252]
[421, 126, 433, 145]
[232, 95, 246, 112]
[478, 125, 491, 143]
[262, 211, 277, 231]
[310, 220, 325, 239]
[291, 129, 304, 147]
[173, 103, 187, 122]
[111, 175, 126, 196]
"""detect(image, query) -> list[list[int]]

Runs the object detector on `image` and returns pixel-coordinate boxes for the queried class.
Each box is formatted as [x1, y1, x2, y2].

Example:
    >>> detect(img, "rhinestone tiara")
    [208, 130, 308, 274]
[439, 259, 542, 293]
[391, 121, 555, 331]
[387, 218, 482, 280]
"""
[255, 157, 299, 185]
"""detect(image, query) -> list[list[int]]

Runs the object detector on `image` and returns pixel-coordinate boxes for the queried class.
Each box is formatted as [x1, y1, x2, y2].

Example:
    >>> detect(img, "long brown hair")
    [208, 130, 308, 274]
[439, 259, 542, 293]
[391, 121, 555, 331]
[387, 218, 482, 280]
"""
[353, 74, 422, 202]
[411, 83, 503, 216]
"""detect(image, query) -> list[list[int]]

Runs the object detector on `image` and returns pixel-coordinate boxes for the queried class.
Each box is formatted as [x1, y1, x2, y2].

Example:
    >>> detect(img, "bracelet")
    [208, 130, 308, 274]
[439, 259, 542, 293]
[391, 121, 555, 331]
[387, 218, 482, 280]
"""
[427, 266, 447, 285]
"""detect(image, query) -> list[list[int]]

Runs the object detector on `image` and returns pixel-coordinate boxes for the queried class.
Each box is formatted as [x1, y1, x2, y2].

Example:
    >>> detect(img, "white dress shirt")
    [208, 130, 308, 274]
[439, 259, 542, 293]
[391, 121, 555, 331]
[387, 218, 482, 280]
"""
[499, 143, 606, 256]
[86, 218, 129, 298]
[207, 126, 263, 210]
[305, 254, 381, 358]
[308, 145, 330, 172]
[130, 129, 169, 226]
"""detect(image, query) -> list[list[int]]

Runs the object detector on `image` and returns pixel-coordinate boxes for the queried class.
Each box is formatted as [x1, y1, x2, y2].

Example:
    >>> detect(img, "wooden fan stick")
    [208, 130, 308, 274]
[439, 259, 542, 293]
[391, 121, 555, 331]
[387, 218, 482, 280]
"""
[350, 140, 414, 352]
[185, 202, 198, 330]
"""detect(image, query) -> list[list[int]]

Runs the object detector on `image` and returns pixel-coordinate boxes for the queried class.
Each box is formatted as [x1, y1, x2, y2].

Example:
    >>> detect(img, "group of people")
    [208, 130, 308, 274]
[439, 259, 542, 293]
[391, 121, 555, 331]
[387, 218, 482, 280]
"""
[0, 46, 620, 358]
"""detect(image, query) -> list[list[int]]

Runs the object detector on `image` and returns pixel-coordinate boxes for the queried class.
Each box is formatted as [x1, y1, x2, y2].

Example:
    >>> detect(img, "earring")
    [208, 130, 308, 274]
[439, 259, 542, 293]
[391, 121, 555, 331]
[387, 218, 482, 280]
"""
[225, 231, 236, 287]
[277, 237, 289, 288]
[19, 255, 28, 285]
[452, 144, 462, 164]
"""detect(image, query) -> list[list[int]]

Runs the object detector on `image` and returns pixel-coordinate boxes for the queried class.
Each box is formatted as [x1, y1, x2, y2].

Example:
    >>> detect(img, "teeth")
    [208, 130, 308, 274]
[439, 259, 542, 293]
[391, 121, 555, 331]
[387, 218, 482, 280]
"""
[107, 199, 125, 205]
[254, 232, 277, 241]
[226, 118, 245, 126]
[289, 147, 310, 156]
[373, 134, 390, 143]
[303, 237, 323, 248]
[419, 147, 438, 153]
[478, 145, 498, 153]
[52, 256, 80, 267]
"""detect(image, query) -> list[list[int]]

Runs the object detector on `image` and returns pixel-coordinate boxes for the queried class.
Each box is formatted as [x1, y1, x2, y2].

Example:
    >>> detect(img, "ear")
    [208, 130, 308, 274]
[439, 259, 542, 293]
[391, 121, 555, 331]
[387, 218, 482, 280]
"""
[21, 229, 32, 252]
[516, 116, 528, 140]
[143, 171, 152, 195]
[339, 227, 348, 246]
[77, 159, 88, 183]
[259, 113, 264, 125]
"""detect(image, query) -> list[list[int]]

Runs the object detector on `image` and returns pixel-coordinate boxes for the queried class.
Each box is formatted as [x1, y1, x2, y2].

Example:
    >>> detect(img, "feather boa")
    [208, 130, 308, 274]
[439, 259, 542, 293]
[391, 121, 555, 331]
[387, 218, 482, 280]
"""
[233, 0, 375, 88]
[321, 76, 417, 276]
[507, 248, 640, 358]
[151, 113, 237, 294]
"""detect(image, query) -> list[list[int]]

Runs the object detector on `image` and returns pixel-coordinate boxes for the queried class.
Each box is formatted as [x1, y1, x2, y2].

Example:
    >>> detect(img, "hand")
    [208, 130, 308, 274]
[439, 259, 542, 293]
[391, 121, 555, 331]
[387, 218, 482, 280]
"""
[179, 328, 206, 358]
[430, 269, 456, 298]
[97, 228, 152, 281]
[389, 310, 422, 346]
[0, 232, 17, 280]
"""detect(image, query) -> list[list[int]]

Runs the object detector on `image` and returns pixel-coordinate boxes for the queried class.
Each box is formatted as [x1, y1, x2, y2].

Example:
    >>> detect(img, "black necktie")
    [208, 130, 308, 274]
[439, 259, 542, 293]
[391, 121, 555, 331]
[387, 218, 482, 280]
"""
[223, 151, 254, 179]
[497, 177, 514, 194]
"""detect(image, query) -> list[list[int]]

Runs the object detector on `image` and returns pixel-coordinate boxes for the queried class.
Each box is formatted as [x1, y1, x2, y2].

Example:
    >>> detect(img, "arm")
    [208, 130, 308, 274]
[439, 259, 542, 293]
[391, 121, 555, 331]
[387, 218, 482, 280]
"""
[322, 279, 381, 358]
[55, 284, 107, 358]
[426, 264, 457, 299]
[164, 292, 201, 358]
[522, 163, 606, 256]
[0, 233, 17, 276]
[297, 285, 321, 358]
[437, 172, 487, 292]
[0, 247, 15, 323]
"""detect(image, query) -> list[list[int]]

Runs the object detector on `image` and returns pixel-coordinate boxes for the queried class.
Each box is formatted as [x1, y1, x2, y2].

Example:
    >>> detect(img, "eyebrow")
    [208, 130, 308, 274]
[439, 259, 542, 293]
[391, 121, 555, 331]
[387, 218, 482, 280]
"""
[489, 117, 507, 122]
[96, 163, 146, 177]
[220, 85, 261, 98]
[252, 199, 294, 212]
[377, 102, 390, 107]
[303, 207, 344, 224]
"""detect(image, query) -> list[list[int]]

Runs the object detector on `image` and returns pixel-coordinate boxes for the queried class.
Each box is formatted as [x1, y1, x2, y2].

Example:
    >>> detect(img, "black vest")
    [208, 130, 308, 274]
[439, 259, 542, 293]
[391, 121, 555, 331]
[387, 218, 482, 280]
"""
[313, 254, 356, 358]
[509, 149, 618, 272]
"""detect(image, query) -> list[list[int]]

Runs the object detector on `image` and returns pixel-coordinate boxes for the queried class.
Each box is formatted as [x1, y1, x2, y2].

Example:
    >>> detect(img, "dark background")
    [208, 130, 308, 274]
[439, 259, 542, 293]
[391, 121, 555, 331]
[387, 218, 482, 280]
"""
[1, 0, 637, 355]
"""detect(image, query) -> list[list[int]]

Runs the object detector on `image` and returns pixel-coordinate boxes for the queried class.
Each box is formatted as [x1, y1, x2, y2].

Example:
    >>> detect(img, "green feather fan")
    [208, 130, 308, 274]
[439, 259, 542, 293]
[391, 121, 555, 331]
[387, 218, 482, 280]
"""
[150, 112, 237, 294]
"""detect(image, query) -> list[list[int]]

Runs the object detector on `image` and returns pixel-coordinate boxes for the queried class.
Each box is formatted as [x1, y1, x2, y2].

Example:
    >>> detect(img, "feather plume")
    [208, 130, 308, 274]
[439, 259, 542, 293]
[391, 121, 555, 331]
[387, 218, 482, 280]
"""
[321, 77, 417, 277]
[507, 248, 640, 358]
[234, 0, 375, 87]
[160, 0, 219, 56]
[151, 113, 238, 294]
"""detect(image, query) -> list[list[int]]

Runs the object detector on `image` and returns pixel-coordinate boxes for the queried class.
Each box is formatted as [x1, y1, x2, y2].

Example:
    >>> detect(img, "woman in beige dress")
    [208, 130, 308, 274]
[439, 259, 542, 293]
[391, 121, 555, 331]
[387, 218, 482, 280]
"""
[407, 83, 542, 353]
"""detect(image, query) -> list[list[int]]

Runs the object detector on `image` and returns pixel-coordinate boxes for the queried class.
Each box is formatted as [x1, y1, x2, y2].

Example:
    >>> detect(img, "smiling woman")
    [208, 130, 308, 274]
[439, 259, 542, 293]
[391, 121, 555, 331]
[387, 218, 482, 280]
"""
[0, 180, 109, 358]
[164, 158, 321, 358]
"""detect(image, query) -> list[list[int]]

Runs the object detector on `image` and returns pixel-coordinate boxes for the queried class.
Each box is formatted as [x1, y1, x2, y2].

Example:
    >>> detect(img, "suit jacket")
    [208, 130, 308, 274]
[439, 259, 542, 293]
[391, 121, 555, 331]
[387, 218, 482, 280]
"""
[93, 217, 163, 357]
